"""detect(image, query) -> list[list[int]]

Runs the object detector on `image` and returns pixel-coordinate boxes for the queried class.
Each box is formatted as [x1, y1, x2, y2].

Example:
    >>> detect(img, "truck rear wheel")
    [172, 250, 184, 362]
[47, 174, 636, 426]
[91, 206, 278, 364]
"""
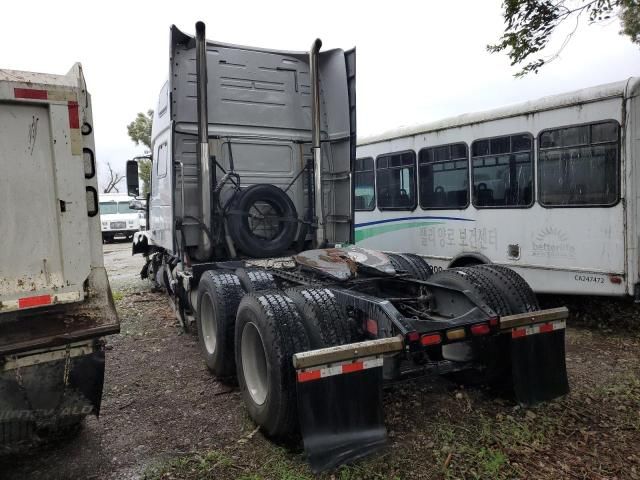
[196, 271, 244, 377]
[386, 253, 432, 281]
[0, 421, 34, 446]
[235, 291, 309, 437]
[476, 265, 539, 312]
[285, 287, 354, 348]
[235, 268, 277, 293]
[430, 267, 512, 385]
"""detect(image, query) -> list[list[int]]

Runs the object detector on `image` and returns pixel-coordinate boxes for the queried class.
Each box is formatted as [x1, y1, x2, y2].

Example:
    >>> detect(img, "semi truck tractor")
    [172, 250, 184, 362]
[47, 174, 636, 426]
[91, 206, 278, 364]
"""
[128, 22, 569, 471]
[0, 64, 119, 445]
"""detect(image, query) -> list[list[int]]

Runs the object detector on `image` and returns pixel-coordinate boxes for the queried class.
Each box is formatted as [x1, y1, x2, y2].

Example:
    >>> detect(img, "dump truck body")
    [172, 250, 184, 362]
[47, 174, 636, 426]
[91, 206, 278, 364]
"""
[0, 65, 119, 444]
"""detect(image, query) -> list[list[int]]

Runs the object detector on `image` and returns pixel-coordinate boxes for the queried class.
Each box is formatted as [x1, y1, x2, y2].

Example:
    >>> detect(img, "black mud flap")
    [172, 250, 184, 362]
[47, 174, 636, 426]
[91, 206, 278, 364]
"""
[296, 361, 387, 472]
[510, 327, 569, 405]
[0, 349, 105, 438]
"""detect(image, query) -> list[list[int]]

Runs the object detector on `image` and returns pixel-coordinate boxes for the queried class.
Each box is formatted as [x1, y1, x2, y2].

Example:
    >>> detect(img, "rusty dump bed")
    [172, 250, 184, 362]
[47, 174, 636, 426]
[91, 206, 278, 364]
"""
[0, 268, 119, 356]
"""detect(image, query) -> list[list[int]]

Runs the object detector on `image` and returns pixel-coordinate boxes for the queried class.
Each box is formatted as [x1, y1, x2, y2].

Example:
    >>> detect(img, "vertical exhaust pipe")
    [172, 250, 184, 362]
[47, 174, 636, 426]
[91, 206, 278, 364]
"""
[195, 21, 213, 260]
[310, 39, 325, 247]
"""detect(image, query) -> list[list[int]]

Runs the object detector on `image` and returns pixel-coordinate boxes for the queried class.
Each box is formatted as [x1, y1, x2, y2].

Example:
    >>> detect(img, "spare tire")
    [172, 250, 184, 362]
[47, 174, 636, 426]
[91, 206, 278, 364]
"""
[227, 184, 298, 258]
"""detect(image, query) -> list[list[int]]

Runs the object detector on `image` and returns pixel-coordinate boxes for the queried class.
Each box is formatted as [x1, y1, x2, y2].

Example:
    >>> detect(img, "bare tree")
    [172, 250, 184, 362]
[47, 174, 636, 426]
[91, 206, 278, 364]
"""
[101, 162, 125, 193]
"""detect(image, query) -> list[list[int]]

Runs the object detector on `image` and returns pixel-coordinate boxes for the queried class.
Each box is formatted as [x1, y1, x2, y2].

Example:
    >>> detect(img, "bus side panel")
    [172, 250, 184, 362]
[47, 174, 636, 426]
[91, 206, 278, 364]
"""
[355, 97, 628, 296]
[626, 87, 640, 296]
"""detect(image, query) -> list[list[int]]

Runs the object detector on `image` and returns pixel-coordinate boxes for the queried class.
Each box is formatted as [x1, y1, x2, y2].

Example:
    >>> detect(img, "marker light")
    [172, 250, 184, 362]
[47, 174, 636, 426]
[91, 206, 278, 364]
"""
[446, 328, 466, 341]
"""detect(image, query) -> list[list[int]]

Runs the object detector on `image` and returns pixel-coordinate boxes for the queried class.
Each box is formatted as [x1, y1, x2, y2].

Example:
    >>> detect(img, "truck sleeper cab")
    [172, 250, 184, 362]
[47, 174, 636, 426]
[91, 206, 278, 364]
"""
[128, 22, 569, 472]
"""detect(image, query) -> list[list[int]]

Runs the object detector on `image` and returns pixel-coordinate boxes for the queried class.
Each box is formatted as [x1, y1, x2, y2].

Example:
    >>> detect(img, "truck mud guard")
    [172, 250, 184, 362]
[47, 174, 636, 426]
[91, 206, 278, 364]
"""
[0, 342, 105, 443]
[501, 307, 570, 405]
[292, 336, 403, 472]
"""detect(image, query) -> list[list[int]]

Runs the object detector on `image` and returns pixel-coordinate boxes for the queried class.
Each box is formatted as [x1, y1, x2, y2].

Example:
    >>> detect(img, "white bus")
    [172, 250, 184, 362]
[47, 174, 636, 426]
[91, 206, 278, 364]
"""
[354, 77, 640, 298]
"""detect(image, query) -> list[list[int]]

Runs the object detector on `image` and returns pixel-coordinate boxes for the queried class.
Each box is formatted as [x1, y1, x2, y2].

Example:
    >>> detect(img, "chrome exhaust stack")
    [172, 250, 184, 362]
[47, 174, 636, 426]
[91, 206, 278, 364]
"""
[195, 21, 213, 260]
[310, 39, 325, 248]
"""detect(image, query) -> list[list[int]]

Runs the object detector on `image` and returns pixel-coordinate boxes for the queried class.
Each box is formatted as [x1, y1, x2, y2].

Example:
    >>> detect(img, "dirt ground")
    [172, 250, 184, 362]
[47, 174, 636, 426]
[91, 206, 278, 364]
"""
[1, 241, 639, 480]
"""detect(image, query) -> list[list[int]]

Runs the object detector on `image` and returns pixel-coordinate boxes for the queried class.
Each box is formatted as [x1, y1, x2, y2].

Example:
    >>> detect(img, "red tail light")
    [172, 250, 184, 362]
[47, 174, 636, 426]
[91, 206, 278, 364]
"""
[406, 331, 420, 343]
[420, 333, 442, 346]
[471, 323, 490, 336]
[488, 316, 499, 327]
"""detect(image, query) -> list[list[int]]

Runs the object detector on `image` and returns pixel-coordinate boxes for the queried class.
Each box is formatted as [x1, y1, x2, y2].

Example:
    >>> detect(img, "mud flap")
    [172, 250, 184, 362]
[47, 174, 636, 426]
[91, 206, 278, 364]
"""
[296, 358, 387, 472]
[0, 348, 105, 439]
[510, 324, 569, 405]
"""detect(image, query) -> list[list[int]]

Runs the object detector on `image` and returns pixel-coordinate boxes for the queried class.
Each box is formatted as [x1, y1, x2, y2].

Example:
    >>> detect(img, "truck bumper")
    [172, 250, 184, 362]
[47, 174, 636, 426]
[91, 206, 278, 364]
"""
[291, 307, 569, 471]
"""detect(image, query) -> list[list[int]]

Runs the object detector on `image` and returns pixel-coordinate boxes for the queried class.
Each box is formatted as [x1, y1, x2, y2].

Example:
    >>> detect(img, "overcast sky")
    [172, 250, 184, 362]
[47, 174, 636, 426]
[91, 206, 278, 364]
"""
[3, 0, 639, 189]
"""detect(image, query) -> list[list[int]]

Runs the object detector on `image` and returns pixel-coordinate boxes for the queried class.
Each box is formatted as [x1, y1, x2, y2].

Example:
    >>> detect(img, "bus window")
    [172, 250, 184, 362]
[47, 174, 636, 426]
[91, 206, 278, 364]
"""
[419, 143, 468, 209]
[538, 121, 619, 207]
[471, 134, 533, 208]
[354, 157, 375, 211]
[376, 151, 416, 210]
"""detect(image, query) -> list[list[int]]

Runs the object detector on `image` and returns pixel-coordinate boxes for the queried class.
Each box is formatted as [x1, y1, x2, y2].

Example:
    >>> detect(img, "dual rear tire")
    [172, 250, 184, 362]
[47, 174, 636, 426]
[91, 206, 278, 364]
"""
[386, 252, 433, 281]
[196, 270, 353, 437]
[429, 264, 539, 385]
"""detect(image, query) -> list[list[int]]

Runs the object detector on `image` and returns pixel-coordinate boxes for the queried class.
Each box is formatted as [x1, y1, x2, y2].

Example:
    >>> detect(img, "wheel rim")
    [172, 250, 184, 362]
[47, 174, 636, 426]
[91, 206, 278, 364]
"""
[241, 322, 269, 406]
[200, 293, 217, 355]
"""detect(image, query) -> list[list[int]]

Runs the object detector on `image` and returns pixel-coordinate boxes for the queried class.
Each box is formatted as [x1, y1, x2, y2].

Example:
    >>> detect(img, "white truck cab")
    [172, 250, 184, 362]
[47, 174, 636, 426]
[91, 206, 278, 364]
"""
[99, 193, 144, 241]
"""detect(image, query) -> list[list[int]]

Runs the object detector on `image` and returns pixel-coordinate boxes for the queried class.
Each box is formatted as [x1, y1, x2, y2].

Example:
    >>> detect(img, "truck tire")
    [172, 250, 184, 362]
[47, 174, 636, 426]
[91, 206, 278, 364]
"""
[429, 268, 511, 317]
[386, 253, 413, 276]
[430, 267, 512, 385]
[0, 421, 34, 446]
[227, 184, 298, 258]
[235, 291, 310, 437]
[196, 271, 244, 377]
[476, 265, 539, 312]
[235, 268, 277, 293]
[397, 253, 433, 281]
[285, 287, 353, 348]
[387, 253, 432, 281]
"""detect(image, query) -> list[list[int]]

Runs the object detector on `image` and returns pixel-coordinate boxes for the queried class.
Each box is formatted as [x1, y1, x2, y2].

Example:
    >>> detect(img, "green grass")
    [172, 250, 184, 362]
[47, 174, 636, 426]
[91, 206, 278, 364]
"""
[112, 290, 124, 302]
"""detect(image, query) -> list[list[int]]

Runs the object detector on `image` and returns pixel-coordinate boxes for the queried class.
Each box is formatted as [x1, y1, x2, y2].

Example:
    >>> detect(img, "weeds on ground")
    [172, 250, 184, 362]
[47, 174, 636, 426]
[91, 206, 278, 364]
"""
[112, 290, 124, 302]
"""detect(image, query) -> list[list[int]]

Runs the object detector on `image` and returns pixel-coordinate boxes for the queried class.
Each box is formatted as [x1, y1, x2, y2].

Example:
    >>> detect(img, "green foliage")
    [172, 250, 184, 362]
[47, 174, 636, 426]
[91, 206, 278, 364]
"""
[621, 0, 640, 44]
[489, 0, 640, 76]
[138, 158, 152, 196]
[127, 109, 153, 151]
[127, 110, 153, 195]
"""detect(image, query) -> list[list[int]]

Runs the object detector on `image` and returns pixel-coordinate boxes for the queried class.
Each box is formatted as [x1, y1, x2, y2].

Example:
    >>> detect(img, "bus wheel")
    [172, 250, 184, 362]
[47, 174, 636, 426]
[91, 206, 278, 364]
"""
[285, 287, 354, 348]
[196, 272, 244, 377]
[235, 291, 309, 437]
